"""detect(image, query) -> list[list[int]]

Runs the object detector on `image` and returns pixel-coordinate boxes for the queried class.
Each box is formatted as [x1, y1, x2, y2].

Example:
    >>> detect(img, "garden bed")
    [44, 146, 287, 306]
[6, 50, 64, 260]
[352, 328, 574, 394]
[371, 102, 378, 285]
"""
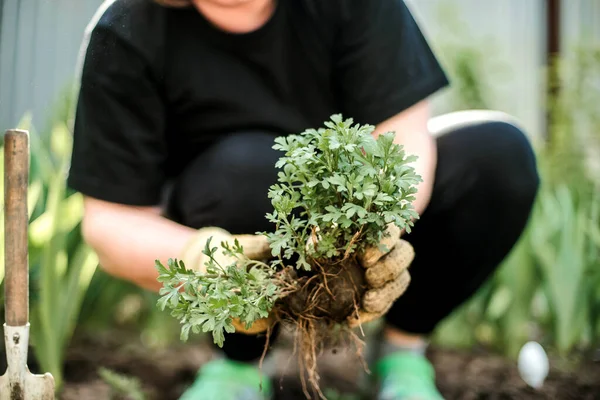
[20, 327, 597, 400]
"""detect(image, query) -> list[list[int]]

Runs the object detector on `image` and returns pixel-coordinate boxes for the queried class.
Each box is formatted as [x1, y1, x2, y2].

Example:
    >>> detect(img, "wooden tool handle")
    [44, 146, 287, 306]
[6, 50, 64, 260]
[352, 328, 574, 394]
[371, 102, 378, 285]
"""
[4, 129, 30, 326]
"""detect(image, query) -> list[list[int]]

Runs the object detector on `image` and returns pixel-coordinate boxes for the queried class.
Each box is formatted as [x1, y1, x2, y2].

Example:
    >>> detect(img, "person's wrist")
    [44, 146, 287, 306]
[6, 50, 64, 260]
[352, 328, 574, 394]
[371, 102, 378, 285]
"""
[232, 314, 274, 335]
[179, 226, 237, 272]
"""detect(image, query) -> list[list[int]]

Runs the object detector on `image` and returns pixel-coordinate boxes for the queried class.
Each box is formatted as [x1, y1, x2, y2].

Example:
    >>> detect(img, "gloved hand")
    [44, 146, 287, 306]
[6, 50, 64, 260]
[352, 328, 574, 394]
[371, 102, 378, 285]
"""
[180, 227, 275, 334]
[347, 224, 414, 328]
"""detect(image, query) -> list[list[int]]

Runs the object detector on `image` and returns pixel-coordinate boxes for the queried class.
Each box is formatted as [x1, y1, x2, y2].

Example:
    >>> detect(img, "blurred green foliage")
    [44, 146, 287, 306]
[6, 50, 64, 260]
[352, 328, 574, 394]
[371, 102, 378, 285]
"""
[0, 106, 181, 393]
[430, 35, 600, 358]
[98, 367, 147, 400]
[0, 113, 98, 390]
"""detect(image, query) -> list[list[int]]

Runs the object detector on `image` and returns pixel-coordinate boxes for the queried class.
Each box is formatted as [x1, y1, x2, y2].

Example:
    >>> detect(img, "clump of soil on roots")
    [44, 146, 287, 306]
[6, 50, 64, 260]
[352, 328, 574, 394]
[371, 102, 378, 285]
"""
[271, 256, 369, 399]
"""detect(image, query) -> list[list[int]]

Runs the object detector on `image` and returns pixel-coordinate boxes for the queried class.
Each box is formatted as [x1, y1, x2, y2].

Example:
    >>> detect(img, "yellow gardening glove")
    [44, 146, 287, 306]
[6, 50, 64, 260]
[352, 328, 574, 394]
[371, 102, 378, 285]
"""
[180, 227, 275, 335]
[347, 224, 414, 328]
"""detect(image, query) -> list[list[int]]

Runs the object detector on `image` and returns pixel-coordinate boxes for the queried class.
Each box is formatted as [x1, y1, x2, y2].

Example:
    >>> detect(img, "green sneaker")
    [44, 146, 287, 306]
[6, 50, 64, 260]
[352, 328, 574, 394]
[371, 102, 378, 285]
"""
[179, 358, 273, 400]
[374, 352, 444, 400]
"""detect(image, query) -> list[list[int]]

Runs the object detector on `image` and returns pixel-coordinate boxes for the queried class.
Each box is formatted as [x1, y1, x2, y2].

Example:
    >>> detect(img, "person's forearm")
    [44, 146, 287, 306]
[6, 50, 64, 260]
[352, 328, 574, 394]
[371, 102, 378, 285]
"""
[81, 198, 197, 292]
[374, 101, 438, 216]
[392, 128, 437, 215]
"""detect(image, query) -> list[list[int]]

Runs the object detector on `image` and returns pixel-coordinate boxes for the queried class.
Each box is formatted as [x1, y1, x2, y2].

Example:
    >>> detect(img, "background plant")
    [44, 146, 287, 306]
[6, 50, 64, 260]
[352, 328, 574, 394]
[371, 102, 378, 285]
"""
[429, 28, 600, 358]
[1, 113, 99, 390]
[0, 103, 182, 393]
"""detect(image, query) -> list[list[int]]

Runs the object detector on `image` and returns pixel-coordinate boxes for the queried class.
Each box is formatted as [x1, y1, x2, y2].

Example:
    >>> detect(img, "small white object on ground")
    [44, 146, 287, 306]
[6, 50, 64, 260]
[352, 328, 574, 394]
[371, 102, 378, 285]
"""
[518, 341, 550, 389]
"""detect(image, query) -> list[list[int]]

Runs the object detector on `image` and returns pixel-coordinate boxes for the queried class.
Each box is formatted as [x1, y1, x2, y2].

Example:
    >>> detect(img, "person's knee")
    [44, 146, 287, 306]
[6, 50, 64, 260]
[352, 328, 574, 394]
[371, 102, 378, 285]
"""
[169, 132, 281, 232]
[477, 121, 540, 205]
[215, 132, 281, 175]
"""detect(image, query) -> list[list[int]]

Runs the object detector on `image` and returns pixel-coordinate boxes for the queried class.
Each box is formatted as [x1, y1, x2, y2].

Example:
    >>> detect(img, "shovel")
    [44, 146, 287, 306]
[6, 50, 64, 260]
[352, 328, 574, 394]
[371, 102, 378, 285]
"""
[0, 129, 55, 399]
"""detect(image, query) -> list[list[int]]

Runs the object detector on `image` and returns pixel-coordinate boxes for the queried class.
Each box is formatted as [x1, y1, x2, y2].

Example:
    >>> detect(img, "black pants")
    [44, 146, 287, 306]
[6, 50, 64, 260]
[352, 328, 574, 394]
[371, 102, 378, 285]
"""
[167, 113, 540, 362]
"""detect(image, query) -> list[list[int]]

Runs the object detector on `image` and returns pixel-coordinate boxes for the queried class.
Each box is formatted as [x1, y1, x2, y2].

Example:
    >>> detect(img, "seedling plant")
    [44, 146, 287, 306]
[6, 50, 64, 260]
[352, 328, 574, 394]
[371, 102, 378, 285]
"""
[156, 115, 421, 397]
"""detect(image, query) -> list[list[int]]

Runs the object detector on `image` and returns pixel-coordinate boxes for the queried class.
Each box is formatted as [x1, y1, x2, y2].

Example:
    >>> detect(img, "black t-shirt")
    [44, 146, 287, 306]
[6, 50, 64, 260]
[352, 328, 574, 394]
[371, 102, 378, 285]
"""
[67, 0, 449, 207]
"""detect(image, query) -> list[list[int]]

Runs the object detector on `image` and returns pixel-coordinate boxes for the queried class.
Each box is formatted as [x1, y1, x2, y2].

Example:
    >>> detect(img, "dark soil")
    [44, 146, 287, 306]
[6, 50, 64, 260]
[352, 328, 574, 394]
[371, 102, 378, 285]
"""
[4, 328, 599, 400]
[281, 258, 367, 323]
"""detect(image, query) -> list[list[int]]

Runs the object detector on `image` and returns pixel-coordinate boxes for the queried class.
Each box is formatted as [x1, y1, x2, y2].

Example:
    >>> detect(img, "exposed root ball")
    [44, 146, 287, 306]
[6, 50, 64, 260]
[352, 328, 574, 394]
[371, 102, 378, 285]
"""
[282, 258, 366, 322]
[270, 257, 368, 399]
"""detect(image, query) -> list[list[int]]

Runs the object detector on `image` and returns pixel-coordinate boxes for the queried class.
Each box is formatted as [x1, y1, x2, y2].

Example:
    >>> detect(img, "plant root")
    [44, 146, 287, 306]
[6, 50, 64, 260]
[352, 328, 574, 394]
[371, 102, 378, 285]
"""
[263, 256, 369, 398]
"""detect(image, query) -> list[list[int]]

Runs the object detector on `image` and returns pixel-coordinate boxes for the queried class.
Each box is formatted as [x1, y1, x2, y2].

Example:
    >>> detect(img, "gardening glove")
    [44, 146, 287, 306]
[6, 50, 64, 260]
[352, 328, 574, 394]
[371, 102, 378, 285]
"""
[180, 226, 275, 334]
[347, 224, 414, 328]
